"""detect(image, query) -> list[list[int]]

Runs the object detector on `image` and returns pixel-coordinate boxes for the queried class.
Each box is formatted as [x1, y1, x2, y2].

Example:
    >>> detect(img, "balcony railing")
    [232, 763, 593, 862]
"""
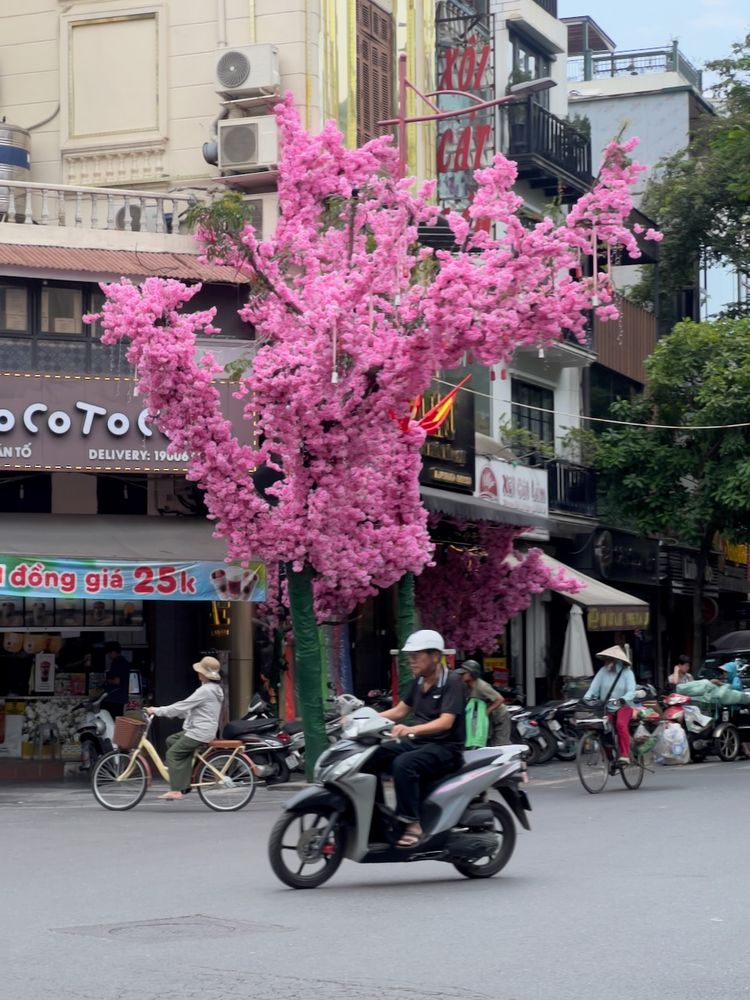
[0, 179, 196, 237]
[567, 43, 702, 92]
[533, 0, 557, 15]
[548, 460, 597, 517]
[507, 99, 592, 184]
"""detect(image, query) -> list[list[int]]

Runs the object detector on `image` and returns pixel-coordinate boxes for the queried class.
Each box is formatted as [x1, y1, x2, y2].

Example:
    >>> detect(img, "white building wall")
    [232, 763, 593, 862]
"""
[570, 90, 690, 204]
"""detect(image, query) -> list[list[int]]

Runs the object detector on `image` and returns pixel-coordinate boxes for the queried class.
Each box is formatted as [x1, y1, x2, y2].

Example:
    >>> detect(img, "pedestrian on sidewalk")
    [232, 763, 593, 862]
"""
[146, 655, 224, 801]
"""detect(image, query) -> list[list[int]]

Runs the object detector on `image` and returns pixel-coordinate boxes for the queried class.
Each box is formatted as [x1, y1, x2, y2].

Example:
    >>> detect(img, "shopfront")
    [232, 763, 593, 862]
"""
[0, 372, 262, 778]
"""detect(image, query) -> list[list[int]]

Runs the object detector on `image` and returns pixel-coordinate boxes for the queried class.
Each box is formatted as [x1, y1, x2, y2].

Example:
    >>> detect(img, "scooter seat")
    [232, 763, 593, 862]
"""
[223, 718, 277, 739]
[281, 720, 304, 735]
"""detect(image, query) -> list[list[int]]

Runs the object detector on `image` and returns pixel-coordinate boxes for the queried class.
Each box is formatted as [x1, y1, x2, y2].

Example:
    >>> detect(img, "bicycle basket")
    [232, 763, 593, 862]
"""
[573, 704, 606, 728]
[114, 717, 146, 750]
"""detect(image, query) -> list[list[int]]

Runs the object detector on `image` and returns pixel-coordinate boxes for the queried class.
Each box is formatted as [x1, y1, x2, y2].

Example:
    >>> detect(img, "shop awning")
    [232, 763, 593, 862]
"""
[420, 486, 550, 530]
[0, 514, 229, 562]
[540, 554, 650, 631]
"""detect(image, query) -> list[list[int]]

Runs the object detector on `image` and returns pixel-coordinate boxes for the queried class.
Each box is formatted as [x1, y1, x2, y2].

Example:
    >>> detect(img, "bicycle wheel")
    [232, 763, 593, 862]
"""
[576, 731, 609, 794]
[620, 748, 645, 790]
[91, 751, 147, 810]
[196, 752, 256, 811]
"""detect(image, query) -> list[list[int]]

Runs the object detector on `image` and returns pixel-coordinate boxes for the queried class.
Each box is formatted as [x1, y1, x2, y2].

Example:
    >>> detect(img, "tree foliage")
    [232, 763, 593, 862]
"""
[590, 317, 750, 545]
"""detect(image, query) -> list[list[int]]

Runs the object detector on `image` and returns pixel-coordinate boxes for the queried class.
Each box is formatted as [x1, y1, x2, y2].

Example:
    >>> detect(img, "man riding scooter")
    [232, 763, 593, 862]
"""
[374, 630, 465, 848]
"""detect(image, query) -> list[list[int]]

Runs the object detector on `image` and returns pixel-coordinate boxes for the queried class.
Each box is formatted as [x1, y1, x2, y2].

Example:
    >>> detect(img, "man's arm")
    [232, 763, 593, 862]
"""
[381, 700, 410, 722]
[392, 713, 455, 738]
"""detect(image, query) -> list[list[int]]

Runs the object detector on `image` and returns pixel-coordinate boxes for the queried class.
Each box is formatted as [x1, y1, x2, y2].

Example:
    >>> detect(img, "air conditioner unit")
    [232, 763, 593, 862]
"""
[215, 44, 280, 98]
[218, 116, 278, 173]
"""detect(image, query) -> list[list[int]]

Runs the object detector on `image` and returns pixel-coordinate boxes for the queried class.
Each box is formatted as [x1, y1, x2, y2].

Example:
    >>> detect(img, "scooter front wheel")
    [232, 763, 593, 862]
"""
[268, 808, 345, 889]
[452, 801, 516, 879]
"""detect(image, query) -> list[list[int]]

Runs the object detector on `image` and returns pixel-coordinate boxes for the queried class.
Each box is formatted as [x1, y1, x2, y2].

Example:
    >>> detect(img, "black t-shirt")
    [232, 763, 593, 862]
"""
[404, 668, 466, 749]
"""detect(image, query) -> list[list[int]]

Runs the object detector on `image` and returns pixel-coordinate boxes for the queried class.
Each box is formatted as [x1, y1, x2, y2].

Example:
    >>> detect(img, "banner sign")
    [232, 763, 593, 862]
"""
[587, 607, 651, 632]
[0, 556, 266, 603]
[476, 457, 549, 518]
[0, 372, 250, 473]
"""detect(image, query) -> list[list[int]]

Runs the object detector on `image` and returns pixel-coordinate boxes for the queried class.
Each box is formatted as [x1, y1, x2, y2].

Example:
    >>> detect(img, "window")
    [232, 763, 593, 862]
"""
[356, 0, 394, 147]
[511, 378, 554, 458]
[508, 33, 552, 107]
[0, 281, 133, 375]
[0, 285, 28, 332]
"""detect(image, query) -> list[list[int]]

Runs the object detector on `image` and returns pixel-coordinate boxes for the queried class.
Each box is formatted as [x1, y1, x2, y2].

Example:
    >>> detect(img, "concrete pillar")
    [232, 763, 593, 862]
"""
[229, 600, 254, 718]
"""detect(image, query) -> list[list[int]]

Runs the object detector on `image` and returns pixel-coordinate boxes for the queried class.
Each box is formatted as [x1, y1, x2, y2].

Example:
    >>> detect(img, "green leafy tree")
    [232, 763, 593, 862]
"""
[629, 34, 750, 323]
[588, 317, 750, 657]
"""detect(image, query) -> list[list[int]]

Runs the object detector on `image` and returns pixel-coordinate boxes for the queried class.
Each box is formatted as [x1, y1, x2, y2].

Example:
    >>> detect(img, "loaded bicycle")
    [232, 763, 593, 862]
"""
[91, 713, 256, 811]
[574, 696, 647, 794]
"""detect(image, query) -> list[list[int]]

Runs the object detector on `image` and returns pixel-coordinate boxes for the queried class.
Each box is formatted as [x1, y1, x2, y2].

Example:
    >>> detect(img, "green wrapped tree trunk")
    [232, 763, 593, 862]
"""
[286, 563, 328, 780]
[396, 571, 417, 700]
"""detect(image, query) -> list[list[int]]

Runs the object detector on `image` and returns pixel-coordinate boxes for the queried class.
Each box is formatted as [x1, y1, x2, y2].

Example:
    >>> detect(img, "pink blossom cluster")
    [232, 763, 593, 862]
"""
[89, 96, 648, 625]
[415, 523, 583, 653]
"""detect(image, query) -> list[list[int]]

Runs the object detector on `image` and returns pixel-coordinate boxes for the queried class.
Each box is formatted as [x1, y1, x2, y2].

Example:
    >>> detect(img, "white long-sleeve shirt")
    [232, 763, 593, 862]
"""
[152, 683, 224, 742]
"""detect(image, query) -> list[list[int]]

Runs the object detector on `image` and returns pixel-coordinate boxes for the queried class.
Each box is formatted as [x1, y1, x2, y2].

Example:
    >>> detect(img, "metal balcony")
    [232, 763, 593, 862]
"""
[567, 42, 702, 92]
[504, 99, 592, 199]
[532, 0, 557, 15]
[548, 460, 597, 517]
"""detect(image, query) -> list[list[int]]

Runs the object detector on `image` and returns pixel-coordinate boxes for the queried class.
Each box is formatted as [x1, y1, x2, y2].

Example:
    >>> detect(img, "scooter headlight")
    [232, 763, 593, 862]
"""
[95, 718, 106, 736]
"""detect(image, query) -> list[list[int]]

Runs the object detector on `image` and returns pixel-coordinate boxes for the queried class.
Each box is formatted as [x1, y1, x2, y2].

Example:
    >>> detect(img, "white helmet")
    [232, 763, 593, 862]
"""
[402, 629, 445, 653]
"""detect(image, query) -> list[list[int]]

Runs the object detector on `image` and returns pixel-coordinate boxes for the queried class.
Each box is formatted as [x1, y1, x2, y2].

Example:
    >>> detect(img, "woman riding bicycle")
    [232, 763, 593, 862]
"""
[146, 655, 224, 801]
[583, 646, 636, 764]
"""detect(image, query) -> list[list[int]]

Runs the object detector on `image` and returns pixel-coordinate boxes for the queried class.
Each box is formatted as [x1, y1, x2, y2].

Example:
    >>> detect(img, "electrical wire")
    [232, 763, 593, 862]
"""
[432, 376, 750, 432]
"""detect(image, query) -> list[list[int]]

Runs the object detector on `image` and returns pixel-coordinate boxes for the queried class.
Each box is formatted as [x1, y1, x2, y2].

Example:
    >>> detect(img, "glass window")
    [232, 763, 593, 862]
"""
[508, 33, 552, 106]
[41, 286, 84, 335]
[0, 285, 28, 332]
[464, 362, 491, 436]
[511, 378, 554, 445]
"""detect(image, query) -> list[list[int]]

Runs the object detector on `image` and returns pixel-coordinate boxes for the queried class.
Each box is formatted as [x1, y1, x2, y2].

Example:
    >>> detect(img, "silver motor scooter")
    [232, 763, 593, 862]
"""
[268, 706, 531, 888]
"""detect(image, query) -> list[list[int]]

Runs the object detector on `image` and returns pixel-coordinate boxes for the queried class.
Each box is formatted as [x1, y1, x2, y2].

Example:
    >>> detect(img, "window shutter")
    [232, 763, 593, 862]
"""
[356, 0, 394, 147]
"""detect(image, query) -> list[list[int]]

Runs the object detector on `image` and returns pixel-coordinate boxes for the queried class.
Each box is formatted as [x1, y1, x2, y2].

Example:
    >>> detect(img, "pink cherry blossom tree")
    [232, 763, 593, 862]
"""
[89, 97, 651, 772]
[415, 521, 583, 654]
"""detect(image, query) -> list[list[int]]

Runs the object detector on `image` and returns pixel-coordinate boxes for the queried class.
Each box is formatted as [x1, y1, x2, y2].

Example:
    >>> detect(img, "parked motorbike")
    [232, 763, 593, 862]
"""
[75, 693, 115, 771]
[662, 692, 740, 762]
[268, 705, 531, 888]
[509, 706, 556, 765]
[224, 693, 362, 783]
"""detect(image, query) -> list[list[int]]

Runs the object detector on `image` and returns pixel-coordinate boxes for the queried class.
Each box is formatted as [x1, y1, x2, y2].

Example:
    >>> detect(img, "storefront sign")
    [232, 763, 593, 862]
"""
[587, 607, 651, 631]
[436, 6, 494, 216]
[0, 556, 266, 602]
[592, 529, 658, 584]
[0, 373, 250, 472]
[419, 380, 475, 494]
[475, 457, 549, 518]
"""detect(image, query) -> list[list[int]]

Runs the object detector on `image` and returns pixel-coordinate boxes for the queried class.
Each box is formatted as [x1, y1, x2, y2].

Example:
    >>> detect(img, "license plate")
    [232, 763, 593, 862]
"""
[285, 754, 300, 768]
[548, 720, 561, 731]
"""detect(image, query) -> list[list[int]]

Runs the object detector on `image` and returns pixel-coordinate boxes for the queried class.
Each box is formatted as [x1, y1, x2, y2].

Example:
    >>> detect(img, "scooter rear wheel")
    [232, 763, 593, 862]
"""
[452, 801, 516, 879]
[268, 808, 345, 888]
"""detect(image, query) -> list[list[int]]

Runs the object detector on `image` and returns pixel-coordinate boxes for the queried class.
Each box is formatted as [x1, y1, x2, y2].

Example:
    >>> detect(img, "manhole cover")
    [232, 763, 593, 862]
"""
[54, 914, 291, 941]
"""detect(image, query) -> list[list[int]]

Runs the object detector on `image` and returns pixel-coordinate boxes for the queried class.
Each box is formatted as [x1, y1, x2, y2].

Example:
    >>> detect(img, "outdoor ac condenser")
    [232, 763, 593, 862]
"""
[217, 117, 278, 173]
[215, 45, 280, 98]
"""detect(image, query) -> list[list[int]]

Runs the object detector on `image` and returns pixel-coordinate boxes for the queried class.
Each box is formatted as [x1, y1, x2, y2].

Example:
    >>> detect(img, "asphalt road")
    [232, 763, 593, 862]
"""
[2, 759, 749, 1000]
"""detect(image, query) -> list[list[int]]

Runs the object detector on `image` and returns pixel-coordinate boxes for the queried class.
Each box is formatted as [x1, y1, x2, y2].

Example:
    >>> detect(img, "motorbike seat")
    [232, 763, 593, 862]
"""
[223, 718, 277, 739]
[281, 720, 304, 735]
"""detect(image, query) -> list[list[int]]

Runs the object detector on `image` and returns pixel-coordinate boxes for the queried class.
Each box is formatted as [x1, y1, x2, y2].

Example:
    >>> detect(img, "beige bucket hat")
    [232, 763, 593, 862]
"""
[193, 655, 222, 681]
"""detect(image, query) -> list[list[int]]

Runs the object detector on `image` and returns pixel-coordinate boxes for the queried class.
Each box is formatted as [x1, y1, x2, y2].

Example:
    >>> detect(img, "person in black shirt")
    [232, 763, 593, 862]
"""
[377, 630, 465, 848]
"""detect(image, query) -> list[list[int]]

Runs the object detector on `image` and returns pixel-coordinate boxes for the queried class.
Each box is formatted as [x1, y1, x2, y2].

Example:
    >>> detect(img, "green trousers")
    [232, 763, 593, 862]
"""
[165, 732, 204, 791]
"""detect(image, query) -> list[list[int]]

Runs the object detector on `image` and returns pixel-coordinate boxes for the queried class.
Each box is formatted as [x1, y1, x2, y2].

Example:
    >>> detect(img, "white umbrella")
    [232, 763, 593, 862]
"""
[560, 604, 594, 678]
